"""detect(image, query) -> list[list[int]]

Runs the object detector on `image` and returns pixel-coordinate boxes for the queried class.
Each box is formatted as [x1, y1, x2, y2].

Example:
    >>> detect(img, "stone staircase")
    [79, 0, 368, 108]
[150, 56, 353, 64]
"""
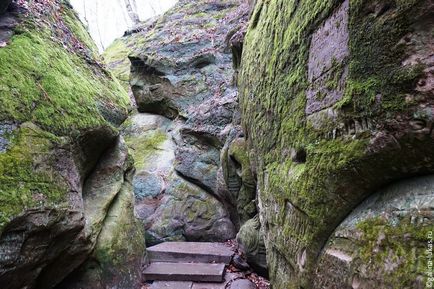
[143, 242, 235, 288]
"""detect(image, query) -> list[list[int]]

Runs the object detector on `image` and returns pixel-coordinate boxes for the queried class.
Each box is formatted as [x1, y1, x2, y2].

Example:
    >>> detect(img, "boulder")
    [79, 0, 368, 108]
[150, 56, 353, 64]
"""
[124, 0, 249, 130]
[56, 139, 146, 289]
[145, 172, 236, 244]
[239, 0, 434, 287]
[174, 133, 221, 195]
[104, 0, 252, 247]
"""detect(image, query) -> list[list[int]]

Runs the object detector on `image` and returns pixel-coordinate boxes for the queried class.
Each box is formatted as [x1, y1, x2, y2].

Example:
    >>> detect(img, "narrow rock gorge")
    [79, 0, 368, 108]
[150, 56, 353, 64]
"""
[0, 0, 433, 289]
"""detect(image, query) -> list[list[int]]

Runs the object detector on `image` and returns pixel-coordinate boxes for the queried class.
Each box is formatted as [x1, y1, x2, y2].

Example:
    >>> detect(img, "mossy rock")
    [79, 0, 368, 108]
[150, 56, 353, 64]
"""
[144, 171, 236, 245]
[57, 157, 146, 289]
[0, 1, 133, 288]
[239, 0, 434, 287]
[0, 123, 67, 232]
[0, 0, 130, 230]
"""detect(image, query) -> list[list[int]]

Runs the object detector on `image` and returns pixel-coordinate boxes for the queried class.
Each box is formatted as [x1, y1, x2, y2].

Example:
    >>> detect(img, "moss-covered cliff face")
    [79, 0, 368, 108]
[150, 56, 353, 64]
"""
[0, 1, 143, 289]
[239, 0, 433, 288]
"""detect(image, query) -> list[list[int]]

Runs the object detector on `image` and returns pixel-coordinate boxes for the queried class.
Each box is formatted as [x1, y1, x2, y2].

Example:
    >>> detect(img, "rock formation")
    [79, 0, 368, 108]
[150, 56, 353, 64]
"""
[104, 0, 254, 246]
[0, 1, 144, 288]
[239, 0, 434, 288]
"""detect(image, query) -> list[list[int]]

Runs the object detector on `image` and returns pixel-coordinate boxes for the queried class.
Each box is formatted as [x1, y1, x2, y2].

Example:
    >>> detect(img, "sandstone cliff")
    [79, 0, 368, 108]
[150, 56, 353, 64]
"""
[239, 0, 433, 288]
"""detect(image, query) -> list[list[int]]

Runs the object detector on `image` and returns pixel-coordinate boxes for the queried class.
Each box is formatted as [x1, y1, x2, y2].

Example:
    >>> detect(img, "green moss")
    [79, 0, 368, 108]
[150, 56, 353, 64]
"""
[0, 0, 131, 233]
[124, 130, 167, 170]
[344, 1, 425, 115]
[190, 12, 208, 18]
[93, 182, 146, 282]
[103, 38, 132, 90]
[356, 216, 429, 287]
[0, 25, 129, 136]
[0, 124, 68, 233]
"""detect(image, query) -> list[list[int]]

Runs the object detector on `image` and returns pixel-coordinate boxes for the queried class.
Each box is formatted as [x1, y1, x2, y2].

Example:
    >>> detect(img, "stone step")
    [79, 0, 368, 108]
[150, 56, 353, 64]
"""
[143, 262, 226, 282]
[147, 242, 234, 264]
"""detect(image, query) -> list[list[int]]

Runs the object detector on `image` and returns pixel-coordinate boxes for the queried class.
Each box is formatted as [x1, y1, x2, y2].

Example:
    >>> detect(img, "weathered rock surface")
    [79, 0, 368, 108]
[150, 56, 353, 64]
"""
[240, 0, 434, 287]
[236, 216, 267, 277]
[122, 113, 235, 246]
[128, 1, 246, 122]
[0, 1, 142, 288]
[104, 0, 253, 246]
[222, 135, 257, 227]
[229, 279, 257, 289]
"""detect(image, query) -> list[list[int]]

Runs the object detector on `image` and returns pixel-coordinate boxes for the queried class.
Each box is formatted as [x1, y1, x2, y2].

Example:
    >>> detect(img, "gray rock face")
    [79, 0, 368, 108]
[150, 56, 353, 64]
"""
[0, 121, 16, 153]
[174, 135, 221, 195]
[128, 0, 249, 127]
[236, 216, 267, 277]
[223, 136, 257, 226]
[56, 138, 145, 289]
[306, 0, 349, 115]
[0, 208, 89, 289]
